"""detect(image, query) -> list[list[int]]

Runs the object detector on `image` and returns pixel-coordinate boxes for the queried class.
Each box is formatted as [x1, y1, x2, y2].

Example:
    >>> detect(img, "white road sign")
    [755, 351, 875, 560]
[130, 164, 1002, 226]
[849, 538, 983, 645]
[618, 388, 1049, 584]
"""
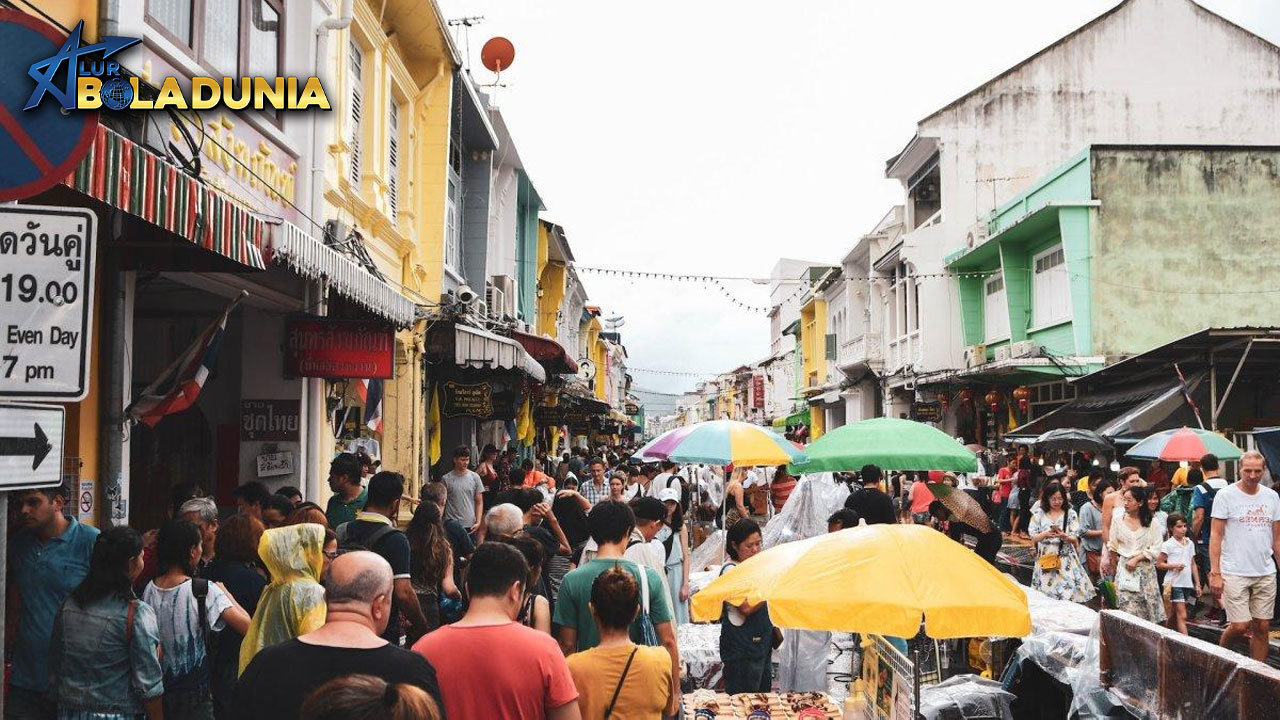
[0, 402, 64, 490]
[0, 204, 97, 401]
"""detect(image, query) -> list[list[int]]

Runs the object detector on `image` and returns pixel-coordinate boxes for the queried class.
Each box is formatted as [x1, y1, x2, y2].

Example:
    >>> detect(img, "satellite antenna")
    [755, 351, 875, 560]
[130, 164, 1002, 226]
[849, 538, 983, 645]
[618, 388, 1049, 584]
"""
[481, 36, 515, 84]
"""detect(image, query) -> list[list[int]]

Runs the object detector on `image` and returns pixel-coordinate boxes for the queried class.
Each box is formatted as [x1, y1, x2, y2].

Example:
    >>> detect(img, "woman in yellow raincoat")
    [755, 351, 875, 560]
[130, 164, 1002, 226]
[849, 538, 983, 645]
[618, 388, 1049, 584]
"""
[238, 523, 327, 674]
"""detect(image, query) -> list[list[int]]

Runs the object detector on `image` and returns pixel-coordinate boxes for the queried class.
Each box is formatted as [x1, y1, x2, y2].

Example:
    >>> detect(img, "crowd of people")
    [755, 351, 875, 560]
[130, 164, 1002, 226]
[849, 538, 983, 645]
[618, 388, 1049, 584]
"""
[9, 436, 1278, 719]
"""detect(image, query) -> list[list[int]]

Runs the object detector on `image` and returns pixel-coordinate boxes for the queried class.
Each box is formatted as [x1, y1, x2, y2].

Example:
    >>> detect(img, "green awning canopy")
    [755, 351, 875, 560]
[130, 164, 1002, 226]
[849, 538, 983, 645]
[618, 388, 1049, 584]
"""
[773, 408, 811, 428]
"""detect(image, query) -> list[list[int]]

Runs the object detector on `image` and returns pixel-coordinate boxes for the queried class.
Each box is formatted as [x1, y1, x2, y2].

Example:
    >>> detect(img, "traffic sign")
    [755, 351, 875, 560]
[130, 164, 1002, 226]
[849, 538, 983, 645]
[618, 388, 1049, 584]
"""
[0, 10, 99, 201]
[0, 204, 97, 400]
[0, 402, 63, 490]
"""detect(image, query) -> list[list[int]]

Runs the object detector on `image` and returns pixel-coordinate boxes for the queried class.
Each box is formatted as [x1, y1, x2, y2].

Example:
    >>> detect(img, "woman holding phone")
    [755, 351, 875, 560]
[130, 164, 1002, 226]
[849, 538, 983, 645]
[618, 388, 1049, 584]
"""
[1029, 482, 1095, 603]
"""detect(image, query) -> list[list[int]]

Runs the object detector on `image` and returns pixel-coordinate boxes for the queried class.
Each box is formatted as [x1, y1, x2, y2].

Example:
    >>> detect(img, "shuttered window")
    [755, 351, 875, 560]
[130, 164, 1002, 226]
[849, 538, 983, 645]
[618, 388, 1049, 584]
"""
[348, 41, 363, 187]
[984, 274, 1009, 343]
[387, 100, 399, 224]
[1033, 245, 1071, 327]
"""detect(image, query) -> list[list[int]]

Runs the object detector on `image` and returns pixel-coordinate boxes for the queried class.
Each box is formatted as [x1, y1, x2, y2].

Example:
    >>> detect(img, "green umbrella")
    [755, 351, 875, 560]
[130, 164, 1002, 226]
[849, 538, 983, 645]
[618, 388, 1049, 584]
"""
[790, 417, 978, 473]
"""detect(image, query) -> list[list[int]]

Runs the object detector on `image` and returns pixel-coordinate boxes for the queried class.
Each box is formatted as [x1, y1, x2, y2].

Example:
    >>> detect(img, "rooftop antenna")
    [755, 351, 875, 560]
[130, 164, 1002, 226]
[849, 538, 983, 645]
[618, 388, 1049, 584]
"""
[480, 36, 515, 100]
[447, 16, 485, 70]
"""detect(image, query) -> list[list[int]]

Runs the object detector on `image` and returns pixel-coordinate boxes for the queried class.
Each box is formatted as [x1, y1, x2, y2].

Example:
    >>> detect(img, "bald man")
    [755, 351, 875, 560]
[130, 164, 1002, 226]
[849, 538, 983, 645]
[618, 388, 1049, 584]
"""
[234, 551, 443, 720]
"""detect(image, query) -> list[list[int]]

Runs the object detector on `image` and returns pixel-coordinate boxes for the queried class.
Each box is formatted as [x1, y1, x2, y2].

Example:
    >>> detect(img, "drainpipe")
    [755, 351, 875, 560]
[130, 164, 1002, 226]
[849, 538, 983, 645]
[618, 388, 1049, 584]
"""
[304, 0, 352, 502]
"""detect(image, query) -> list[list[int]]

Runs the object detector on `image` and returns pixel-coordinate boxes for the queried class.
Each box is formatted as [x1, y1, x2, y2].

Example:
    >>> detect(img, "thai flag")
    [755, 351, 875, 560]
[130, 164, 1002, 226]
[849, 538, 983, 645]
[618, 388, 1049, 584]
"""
[357, 378, 384, 434]
[127, 292, 245, 428]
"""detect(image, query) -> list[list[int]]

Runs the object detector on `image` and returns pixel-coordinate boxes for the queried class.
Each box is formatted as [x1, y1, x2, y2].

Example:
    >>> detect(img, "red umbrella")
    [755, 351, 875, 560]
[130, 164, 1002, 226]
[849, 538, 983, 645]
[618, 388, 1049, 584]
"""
[1125, 427, 1243, 462]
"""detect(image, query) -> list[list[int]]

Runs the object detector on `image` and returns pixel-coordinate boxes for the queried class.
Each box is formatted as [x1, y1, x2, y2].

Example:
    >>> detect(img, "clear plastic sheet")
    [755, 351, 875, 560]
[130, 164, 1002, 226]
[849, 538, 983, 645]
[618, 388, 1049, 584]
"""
[1005, 631, 1093, 686]
[1067, 609, 1280, 719]
[919, 674, 1016, 720]
[690, 529, 726, 573]
[761, 473, 847, 550]
[677, 622, 725, 690]
[776, 628, 833, 693]
[1019, 582, 1098, 637]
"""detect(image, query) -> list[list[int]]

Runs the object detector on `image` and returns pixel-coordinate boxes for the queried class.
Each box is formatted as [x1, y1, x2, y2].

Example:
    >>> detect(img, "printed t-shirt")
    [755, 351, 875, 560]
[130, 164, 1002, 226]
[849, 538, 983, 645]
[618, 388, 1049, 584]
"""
[142, 578, 233, 688]
[567, 643, 672, 720]
[1211, 483, 1280, 577]
[554, 558, 673, 651]
[413, 623, 577, 720]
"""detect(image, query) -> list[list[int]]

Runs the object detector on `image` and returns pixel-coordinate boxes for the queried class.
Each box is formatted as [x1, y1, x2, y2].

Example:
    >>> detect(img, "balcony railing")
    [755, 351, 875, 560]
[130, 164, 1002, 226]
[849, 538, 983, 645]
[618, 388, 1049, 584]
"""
[837, 332, 883, 368]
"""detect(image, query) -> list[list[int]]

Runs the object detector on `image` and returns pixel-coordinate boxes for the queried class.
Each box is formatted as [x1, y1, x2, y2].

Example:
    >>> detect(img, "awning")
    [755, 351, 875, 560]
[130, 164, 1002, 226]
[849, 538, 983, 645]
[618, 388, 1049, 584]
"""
[509, 330, 578, 374]
[1006, 375, 1202, 441]
[443, 323, 545, 383]
[915, 356, 1106, 387]
[773, 408, 811, 428]
[69, 125, 267, 270]
[269, 222, 417, 327]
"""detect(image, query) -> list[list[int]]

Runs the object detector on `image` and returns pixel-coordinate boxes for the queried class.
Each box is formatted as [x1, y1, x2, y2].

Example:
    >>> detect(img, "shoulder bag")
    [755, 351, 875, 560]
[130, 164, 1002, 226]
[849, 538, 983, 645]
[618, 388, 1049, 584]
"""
[621, 559, 659, 646]
[603, 647, 639, 718]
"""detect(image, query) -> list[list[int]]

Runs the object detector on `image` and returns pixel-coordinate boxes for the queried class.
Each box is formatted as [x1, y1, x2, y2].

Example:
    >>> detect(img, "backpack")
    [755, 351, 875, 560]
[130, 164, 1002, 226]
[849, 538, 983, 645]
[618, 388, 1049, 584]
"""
[192, 577, 217, 668]
[336, 521, 397, 554]
[1160, 487, 1194, 518]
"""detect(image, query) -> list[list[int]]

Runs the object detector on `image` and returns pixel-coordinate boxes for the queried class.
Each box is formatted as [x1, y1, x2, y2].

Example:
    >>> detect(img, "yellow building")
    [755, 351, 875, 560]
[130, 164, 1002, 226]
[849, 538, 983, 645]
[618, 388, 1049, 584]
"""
[323, 0, 457, 490]
[799, 295, 828, 438]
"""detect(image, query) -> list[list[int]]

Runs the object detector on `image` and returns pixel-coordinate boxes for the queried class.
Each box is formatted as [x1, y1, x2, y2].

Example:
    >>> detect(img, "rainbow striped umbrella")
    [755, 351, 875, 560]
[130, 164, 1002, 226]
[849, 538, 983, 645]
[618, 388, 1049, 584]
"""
[1125, 426, 1243, 462]
[635, 420, 807, 466]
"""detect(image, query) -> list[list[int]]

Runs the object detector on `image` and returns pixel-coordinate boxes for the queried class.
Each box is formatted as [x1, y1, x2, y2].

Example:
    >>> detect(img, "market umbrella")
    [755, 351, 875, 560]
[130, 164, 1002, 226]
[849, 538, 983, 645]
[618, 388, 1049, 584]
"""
[1124, 426, 1243, 462]
[692, 523, 1029, 716]
[633, 420, 807, 466]
[926, 483, 994, 533]
[790, 417, 978, 474]
[1034, 428, 1112, 453]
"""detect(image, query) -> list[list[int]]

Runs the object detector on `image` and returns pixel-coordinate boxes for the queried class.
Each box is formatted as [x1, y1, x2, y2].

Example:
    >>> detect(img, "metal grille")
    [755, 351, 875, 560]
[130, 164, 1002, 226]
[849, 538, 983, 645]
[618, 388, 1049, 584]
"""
[387, 100, 399, 223]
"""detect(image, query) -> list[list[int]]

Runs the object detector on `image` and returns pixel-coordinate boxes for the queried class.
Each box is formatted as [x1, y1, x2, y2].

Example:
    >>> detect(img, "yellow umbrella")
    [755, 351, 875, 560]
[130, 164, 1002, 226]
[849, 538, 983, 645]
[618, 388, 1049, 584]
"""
[691, 523, 1030, 639]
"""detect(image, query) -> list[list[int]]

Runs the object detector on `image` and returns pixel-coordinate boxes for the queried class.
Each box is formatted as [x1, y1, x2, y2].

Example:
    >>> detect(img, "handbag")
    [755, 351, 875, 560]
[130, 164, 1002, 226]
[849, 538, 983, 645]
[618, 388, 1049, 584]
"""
[623, 560, 660, 646]
[1037, 553, 1061, 572]
[604, 647, 639, 718]
[1116, 564, 1142, 593]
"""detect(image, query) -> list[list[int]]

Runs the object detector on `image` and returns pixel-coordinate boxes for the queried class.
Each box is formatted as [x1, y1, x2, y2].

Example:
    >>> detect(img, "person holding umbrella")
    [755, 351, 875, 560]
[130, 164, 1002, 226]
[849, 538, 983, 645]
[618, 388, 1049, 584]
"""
[928, 501, 1002, 565]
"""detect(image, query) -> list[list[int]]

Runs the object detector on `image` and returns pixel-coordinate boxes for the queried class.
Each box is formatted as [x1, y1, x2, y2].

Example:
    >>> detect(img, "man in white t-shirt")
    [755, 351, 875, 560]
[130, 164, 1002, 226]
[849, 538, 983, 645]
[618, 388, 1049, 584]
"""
[1209, 451, 1280, 661]
[648, 461, 683, 499]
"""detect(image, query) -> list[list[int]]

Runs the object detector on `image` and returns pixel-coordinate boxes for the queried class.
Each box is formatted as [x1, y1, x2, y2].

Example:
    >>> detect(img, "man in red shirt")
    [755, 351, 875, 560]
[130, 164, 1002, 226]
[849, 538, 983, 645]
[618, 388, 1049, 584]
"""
[413, 543, 580, 720]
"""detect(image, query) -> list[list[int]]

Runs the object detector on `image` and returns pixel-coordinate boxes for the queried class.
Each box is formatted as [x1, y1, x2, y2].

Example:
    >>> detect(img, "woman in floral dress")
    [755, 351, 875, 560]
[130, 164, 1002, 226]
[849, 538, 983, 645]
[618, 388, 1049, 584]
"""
[1029, 482, 1096, 603]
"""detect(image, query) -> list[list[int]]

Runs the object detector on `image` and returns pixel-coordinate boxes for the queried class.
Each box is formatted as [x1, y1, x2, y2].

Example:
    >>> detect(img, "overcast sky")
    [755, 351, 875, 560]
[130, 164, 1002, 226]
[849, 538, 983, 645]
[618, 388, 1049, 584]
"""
[438, 0, 1280, 409]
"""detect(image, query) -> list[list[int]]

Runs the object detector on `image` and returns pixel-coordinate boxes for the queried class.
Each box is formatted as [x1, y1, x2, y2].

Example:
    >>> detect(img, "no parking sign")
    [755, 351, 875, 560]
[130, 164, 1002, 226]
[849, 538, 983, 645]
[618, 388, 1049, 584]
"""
[0, 10, 99, 201]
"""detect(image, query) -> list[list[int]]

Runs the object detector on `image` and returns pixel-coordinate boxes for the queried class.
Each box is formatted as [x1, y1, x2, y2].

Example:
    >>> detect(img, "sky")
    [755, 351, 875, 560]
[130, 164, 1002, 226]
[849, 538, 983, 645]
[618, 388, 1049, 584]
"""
[437, 0, 1280, 411]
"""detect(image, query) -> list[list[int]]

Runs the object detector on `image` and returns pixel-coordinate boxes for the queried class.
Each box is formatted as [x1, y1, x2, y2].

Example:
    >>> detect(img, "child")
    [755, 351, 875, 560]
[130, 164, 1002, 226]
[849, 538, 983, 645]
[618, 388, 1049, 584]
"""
[1157, 512, 1201, 635]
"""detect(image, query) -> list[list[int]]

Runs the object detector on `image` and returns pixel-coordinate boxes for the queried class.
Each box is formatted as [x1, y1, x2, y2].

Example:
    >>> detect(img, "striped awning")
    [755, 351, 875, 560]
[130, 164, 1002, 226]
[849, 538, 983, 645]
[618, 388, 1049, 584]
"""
[68, 125, 267, 270]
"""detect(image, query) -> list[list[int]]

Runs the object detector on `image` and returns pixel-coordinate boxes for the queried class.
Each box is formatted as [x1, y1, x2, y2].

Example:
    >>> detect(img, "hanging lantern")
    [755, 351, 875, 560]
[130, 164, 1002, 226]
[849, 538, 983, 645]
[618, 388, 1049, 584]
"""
[936, 390, 951, 411]
[958, 388, 974, 406]
[1012, 386, 1031, 412]
[984, 390, 999, 413]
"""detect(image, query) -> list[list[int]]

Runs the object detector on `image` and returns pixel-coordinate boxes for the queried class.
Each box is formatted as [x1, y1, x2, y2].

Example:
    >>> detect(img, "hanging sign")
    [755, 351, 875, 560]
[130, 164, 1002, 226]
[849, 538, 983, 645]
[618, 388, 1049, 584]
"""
[441, 381, 494, 419]
[0, 205, 97, 400]
[240, 399, 301, 441]
[0, 401, 63, 489]
[913, 401, 943, 423]
[283, 317, 395, 379]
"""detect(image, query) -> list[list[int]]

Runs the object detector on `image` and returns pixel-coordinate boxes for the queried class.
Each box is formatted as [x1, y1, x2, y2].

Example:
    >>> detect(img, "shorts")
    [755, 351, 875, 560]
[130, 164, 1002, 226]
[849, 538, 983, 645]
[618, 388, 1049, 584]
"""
[1007, 490, 1021, 510]
[1168, 586, 1195, 604]
[1221, 573, 1277, 623]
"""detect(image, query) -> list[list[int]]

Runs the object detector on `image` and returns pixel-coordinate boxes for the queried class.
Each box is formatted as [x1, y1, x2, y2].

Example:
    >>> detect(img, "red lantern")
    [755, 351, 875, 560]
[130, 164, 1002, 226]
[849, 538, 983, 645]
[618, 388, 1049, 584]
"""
[1013, 386, 1031, 413]
[937, 390, 951, 410]
[958, 388, 974, 406]
[984, 390, 999, 413]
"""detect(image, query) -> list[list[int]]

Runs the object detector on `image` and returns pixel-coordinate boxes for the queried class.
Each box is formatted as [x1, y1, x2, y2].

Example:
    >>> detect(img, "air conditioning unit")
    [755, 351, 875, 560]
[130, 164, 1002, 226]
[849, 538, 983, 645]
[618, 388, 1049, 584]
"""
[965, 344, 987, 368]
[473, 300, 488, 320]
[491, 274, 517, 317]
[993, 345, 1011, 363]
[485, 284, 505, 321]
[1010, 340, 1038, 359]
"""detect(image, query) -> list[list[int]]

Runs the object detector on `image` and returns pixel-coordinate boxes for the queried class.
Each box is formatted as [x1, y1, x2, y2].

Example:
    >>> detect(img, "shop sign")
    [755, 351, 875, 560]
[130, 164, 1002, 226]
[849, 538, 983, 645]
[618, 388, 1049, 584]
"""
[256, 451, 295, 478]
[624, 402, 640, 415]
[0, 205, 97, 400]
[240, 399, 301, 441]
[0, 401, 63, 490]
[284, 318, 394, 379]
[442, 381, 494, 419]
[752, 375, 765, 409]
[913, 401, 943, 423]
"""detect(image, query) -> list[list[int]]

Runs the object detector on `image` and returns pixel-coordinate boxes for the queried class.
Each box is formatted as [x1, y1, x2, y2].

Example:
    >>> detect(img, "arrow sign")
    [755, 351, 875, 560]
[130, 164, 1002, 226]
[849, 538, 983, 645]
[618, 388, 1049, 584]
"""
[0, 422, 51, 470]
[0, 403, 63, 489]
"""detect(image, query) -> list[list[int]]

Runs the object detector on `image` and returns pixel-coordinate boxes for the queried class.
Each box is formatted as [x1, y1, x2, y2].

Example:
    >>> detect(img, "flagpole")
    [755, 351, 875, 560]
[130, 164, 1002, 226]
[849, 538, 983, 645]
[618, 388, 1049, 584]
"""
[125, 290, 248, 421]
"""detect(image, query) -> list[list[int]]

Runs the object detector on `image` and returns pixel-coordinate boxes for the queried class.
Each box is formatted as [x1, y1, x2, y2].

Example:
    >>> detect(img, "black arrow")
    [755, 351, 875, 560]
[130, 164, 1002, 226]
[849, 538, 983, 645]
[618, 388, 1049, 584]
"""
[0, 423, 52, 471]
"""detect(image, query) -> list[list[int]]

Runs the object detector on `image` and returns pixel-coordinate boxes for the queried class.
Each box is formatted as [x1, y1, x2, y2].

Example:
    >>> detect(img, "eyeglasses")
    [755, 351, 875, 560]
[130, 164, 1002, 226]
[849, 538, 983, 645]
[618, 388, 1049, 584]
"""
[324, 550, 339, 560]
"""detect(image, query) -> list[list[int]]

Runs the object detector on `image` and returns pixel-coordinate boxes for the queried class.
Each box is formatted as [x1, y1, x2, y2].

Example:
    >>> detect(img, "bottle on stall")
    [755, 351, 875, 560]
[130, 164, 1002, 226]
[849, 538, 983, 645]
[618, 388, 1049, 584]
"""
[843, 679, 870, 720]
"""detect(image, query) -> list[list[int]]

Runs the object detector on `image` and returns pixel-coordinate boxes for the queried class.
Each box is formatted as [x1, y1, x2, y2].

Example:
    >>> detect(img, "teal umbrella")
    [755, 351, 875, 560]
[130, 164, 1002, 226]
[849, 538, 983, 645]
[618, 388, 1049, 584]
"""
[790, 417, 978, 473]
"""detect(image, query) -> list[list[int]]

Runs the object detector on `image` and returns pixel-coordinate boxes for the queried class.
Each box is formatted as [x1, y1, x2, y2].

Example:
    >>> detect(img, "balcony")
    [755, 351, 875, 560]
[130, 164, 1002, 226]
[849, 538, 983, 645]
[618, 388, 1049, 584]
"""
[837, 332, 883, 375]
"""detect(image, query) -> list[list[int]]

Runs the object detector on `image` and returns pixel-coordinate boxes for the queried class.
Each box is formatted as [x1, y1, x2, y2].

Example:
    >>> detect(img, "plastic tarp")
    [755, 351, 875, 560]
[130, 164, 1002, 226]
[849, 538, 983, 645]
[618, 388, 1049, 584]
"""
[919, 674, 1016, 720]
[763, 474, 849, 693]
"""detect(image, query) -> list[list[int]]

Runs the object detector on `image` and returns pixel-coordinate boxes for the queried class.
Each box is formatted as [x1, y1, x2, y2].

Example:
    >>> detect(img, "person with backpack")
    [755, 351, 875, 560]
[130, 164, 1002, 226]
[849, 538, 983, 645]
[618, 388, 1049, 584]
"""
[238, 523, 327, 674]
[143, 520, 251, 719]
[49, 526, 164, 719]
[1192, 454, 1229, 622]
[336, 471, 430, 645]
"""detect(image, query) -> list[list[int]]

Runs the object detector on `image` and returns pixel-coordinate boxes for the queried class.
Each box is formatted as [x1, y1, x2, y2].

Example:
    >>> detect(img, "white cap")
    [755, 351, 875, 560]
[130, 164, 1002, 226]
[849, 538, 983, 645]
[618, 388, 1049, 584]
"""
[659, 487, 681, 503]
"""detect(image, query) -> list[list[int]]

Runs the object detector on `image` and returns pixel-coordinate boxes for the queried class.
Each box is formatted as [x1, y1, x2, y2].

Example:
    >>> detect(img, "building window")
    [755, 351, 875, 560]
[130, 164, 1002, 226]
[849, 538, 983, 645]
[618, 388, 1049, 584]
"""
[445, 167, 462, 270]
[890, 262, 919, 339]
[146, 0, 281, 87]
[1033, 244, 1071, 327]
[387, 99, 400, 224]
[984, 274, 1009, 343]
[908, 152, 941, 230]
[347, 40, 363, 188]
